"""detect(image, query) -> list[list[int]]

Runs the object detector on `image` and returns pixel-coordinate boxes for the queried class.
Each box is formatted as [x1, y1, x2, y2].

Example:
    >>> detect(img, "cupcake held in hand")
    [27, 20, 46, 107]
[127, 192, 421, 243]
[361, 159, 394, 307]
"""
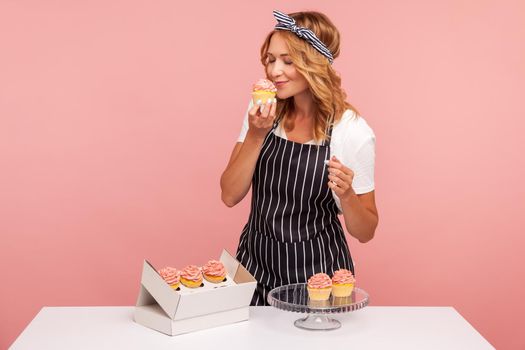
[158, 267, 181, 290]
[202, 260, 227, 283]
[252, 78, 277, 105]
[331, 269, 355, 297]
[180, 265, 203, 288]
[307, 273, 332, 301]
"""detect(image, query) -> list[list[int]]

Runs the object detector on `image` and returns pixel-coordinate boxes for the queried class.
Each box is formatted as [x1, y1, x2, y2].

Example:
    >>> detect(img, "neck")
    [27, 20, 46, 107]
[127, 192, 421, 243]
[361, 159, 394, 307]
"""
[292, 90, 315, 120]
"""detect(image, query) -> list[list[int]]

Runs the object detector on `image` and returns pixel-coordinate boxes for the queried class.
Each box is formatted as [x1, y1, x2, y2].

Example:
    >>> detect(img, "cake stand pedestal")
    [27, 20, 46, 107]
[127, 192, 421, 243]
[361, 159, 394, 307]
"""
[267, 283, 369, 331]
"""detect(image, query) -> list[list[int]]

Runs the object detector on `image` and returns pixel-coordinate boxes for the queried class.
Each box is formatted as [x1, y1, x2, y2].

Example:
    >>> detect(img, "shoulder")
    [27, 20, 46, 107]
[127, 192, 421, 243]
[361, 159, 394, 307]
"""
[332, 109, 376, 149]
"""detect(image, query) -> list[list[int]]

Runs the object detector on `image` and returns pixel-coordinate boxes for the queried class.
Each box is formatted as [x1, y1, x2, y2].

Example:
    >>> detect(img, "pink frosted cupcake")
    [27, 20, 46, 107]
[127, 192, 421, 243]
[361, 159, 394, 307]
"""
[331, 269, 356, 297]
[307, 273, 332, 301]
[202, 260, 227, 283]
[180, 265, 203, 288]
[252, 78, 277, 105]
[158, 267, 181, 290]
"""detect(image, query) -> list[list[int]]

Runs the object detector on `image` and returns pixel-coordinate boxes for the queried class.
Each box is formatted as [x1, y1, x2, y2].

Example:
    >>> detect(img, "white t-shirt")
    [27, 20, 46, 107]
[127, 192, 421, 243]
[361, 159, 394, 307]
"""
[237, 100, 376, 213]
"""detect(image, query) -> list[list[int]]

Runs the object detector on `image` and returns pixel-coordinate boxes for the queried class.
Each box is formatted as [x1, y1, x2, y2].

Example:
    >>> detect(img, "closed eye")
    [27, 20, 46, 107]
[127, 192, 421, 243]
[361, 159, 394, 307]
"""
[268, 59, 293, 65]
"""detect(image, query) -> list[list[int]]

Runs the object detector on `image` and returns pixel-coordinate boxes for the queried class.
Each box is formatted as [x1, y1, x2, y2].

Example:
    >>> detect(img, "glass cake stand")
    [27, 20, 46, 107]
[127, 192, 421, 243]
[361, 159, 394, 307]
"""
[267, 283, 369, 331]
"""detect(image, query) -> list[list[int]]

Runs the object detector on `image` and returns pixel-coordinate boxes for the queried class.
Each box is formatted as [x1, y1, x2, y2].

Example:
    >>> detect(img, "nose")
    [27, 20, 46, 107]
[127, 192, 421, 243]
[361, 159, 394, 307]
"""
[269, 61, 285, 80]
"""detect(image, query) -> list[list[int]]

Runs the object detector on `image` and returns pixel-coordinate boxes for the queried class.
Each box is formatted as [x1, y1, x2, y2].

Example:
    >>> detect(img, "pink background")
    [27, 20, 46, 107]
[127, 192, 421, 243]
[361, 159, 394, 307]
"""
[1, 0, 524, 348]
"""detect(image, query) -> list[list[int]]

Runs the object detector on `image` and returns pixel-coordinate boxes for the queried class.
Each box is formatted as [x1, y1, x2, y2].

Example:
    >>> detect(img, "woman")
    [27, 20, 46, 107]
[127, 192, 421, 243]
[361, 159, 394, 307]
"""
[220, 10, 378, 305]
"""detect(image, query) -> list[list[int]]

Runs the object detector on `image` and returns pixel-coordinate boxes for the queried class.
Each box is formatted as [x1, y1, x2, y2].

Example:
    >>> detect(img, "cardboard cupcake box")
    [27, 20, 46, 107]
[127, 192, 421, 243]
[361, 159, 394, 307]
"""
[134, 249, 257, 336]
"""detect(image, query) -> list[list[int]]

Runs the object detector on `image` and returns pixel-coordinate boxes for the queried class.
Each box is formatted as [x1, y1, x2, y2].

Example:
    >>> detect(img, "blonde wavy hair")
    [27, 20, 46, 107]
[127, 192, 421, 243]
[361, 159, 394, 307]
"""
[260, 11, 359, 143]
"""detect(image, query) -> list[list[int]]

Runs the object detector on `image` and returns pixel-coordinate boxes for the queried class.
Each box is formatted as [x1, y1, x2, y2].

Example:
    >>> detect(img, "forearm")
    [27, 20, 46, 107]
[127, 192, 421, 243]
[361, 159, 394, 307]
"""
[220, 131, 265, 207]
[340, 192, 378, 243]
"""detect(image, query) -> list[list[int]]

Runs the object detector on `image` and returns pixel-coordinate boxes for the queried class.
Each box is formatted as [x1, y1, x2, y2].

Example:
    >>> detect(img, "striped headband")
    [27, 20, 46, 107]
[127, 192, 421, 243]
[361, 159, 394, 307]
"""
[272, 10, 334, 65]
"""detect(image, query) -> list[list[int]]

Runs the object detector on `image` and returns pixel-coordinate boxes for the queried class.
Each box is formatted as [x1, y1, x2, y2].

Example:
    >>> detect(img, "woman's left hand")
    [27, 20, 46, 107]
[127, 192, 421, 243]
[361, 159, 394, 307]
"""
[326, 156, 356, 200]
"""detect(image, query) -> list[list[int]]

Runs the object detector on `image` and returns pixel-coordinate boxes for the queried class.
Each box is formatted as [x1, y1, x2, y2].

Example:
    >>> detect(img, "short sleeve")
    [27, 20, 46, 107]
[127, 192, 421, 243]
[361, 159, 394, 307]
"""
[330, 115, 376, 213]
[237, 99, 254, 143]
[351, 137, 376, 194]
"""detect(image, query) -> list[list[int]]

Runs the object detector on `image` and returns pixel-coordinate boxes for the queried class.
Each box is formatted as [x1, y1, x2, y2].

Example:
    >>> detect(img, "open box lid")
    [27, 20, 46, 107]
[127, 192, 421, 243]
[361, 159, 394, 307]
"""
[136, 249, 256, 320]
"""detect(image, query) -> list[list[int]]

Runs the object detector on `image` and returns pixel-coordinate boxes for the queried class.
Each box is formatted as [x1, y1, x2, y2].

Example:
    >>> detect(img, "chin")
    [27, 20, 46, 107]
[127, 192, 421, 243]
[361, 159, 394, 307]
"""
[276, 91, 291, 100]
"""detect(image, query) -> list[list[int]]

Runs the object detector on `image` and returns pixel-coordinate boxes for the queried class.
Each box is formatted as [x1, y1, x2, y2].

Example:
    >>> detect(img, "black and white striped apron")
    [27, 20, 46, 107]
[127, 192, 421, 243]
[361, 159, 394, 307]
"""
[235, 119, 354, 306]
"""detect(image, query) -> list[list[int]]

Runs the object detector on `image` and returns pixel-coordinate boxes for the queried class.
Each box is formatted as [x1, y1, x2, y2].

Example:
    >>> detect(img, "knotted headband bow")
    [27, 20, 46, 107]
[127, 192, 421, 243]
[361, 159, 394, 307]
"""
[273, 10, 334, 65]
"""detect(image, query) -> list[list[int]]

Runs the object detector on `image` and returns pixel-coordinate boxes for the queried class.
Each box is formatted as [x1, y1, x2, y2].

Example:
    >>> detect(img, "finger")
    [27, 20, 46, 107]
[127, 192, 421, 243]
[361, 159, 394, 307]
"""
[328, 174, 350, 191]
[261, 99, 273, 118]
[326, 157, 354, 177]
[331, 156, 353, 177]
[328, 167, 354, 183]
[269, 98, 277, 117]
[324, 156, 340, 169]
[328, 175, 348, 189]
[266, 99, 277, 123]
[259, 101, 266, 117]
[249, 100, 262, 117]
[327, 180, 343, 196]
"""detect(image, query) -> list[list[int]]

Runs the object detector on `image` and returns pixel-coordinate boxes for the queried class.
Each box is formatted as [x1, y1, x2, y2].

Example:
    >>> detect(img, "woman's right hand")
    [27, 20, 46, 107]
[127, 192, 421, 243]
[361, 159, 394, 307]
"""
[220, 98, 277, 207]
[247, 99, 277, 140]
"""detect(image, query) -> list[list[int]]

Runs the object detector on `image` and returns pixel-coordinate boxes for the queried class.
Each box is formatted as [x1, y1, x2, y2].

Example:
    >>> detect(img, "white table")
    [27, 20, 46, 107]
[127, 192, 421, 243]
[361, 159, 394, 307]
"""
[10, 306, 494, 349]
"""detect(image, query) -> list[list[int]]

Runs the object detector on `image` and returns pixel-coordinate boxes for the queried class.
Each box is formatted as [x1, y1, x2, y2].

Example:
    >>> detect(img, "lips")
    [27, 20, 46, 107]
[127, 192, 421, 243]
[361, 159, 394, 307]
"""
[275, 81, 288, 88]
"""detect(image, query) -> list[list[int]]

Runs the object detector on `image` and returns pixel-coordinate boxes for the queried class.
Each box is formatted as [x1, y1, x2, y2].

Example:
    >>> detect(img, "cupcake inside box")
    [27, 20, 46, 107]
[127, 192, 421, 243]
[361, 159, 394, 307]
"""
[134, 249, 257, 335]
[176, 276, 235, 294]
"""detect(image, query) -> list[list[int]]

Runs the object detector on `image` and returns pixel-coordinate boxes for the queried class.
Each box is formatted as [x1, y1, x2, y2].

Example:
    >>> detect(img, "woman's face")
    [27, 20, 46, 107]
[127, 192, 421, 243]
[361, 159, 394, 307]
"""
[265, 32, 309, 100]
